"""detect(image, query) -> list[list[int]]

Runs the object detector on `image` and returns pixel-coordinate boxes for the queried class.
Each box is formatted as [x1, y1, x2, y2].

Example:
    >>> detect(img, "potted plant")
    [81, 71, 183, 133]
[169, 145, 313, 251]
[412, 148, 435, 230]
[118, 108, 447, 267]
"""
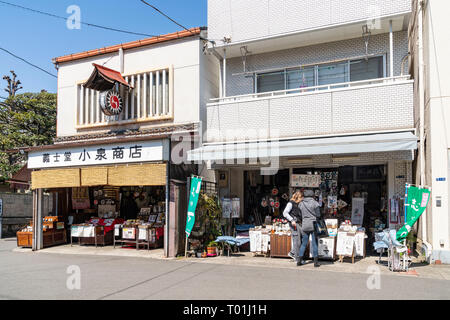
[197, 193, 222, 253]
[206, 241, 218, 256]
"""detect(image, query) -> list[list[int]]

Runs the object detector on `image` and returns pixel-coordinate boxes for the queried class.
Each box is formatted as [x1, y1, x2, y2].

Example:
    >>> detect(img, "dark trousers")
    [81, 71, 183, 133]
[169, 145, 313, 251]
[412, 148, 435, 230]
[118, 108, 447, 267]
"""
[297, 230, 319, 259]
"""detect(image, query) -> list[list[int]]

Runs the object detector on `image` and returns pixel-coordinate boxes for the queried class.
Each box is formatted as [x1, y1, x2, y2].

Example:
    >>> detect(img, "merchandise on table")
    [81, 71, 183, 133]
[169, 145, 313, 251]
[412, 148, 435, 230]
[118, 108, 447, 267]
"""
[17, 216, 66, 248]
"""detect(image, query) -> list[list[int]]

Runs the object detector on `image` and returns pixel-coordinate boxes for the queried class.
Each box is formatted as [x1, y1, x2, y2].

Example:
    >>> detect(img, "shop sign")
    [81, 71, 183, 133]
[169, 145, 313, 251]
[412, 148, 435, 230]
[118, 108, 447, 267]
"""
[291, 174, 321, 188]
[99, 90, 123, 116]
[28, 140, 169, 169]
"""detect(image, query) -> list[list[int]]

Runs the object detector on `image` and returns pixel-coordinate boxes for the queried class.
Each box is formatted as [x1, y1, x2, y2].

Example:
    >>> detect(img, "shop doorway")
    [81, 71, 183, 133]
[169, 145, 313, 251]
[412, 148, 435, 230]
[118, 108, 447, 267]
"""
[243, 165, 388, 255]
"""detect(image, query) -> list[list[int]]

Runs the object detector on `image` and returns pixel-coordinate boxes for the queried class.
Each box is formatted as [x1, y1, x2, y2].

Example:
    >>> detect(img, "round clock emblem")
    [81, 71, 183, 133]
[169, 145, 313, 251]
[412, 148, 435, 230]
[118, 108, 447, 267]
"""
[99, 90, 123, 116]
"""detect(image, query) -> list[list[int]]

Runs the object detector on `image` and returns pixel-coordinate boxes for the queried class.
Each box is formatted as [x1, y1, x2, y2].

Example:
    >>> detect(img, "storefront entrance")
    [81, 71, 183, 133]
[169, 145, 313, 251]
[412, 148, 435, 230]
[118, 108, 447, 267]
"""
[243, 165, 391, 259]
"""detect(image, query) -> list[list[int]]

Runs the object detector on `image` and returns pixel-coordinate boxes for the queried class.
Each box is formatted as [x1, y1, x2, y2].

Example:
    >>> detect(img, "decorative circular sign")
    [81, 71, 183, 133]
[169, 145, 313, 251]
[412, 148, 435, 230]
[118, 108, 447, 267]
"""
[99, 90, 123, 116]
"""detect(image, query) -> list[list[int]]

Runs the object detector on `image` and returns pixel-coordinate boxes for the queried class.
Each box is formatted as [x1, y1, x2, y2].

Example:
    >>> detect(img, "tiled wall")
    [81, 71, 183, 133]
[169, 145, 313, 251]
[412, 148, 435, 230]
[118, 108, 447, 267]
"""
[208, 0, 411, 44]
[206, 80, 413, 142]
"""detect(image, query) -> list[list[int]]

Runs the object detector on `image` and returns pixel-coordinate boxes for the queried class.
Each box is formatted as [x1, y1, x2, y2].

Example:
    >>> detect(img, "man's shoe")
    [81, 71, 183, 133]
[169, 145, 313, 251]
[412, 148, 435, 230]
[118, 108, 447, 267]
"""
[314, 257, 320, 268]
[296, 259, 306, 266]
[288, 252, 296, 260]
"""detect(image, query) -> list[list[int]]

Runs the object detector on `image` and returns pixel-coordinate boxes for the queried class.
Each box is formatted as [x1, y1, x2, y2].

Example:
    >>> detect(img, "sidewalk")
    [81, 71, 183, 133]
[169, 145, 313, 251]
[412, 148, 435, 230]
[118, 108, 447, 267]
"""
[12, 241, 450, 281]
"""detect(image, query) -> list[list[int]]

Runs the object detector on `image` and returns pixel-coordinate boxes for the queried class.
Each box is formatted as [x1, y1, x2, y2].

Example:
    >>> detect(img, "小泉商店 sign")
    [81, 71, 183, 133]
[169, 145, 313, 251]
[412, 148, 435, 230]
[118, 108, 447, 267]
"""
[27, 140, 169, 169]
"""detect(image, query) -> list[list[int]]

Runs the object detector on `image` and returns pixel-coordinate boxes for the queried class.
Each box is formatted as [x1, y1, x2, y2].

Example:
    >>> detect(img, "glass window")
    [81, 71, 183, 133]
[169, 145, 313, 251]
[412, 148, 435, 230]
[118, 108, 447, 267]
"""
[350, 56, 384, 81]
[318, 62, 348, 87]
[287, 67, 315, 91]
[256, 71, 285, 93]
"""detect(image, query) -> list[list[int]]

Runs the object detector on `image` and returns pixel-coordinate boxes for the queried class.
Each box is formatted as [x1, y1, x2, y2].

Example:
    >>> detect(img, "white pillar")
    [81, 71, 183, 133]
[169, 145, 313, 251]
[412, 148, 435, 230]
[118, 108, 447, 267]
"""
[119, 47, 124, 74]
[388, 161, 395, 199]
[223, 49, 227, 97]
[32, 189, 44, 251]
[389, 20, 394, 77]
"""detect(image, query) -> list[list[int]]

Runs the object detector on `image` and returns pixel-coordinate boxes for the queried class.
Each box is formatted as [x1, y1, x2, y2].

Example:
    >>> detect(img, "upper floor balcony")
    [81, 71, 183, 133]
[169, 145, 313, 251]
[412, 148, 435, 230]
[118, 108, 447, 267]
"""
[76, 67, 172, 129]
[205, 75, 414, 144]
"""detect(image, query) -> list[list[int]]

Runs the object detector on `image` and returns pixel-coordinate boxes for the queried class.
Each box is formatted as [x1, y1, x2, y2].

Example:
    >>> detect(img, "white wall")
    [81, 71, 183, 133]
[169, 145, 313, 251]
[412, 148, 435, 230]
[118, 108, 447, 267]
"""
[424, 0, 450, 261]
[56, 38, 204, 137]
[208, 0, 411, 44]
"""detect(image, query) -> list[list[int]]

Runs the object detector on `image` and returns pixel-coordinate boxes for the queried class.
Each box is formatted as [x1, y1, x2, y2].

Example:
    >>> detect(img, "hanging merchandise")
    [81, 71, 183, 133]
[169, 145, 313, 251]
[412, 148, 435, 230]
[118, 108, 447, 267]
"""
[318, 193, 323, 207]
[261, 198, 268, 208]
[351, 198, 365, 226]
[328, 195, 337, 209]
[222, 198, 232, 218]
[281, 193, 289, 201]
[72, 187, 90, 210]
[271, 188, 279, 196]
[340, 186, 347, 196]
[337, 200, 348, 210]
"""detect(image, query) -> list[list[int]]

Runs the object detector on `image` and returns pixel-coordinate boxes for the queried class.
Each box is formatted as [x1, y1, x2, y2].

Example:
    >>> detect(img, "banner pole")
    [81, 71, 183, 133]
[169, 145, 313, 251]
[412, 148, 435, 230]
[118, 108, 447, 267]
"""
[185, 234, 188, 258]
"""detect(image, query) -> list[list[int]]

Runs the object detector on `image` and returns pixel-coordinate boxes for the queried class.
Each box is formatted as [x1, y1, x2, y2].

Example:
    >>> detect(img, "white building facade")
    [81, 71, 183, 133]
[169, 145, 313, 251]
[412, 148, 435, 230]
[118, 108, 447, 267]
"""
[410, 0, 450, 264]
[189, 0, 417, 249]
[27, 28, 220, 257]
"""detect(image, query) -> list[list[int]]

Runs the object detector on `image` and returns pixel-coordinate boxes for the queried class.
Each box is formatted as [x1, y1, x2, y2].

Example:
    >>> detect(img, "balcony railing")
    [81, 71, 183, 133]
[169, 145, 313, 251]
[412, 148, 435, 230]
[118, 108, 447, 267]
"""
[76, 67, 173, 128]
[206, 76, 414, 143]
[211, 76, 410, 104]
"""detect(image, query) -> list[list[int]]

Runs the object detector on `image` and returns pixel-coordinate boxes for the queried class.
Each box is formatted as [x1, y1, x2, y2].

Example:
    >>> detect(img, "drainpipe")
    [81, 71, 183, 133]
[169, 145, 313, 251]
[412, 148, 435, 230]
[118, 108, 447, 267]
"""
[223, 49, 227, 97]
[417, 0, 432, 262]
[164, 138, 171, 258]
[389, 20, 394, 78]
[401, 53, 410, 76]
[119, 47, 124, 74]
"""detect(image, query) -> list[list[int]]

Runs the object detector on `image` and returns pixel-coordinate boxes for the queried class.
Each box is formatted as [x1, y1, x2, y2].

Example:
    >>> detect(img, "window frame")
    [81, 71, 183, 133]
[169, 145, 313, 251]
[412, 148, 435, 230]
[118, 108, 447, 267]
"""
[254, 54, 387, 93]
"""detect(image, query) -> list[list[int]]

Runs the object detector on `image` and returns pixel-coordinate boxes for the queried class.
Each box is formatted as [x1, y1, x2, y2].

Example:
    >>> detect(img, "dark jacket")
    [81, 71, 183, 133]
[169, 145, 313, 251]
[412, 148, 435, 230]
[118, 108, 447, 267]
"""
[282, 200, 302, 223]
[299, 197, 321, 232]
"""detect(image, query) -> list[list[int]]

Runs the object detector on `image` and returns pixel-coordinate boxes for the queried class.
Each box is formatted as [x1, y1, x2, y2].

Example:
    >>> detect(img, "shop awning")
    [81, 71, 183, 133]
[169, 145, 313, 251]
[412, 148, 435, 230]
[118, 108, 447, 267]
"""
[84, 63, 132, 91]
[187, 131, 418, 162]
[31, 163, 166, 189]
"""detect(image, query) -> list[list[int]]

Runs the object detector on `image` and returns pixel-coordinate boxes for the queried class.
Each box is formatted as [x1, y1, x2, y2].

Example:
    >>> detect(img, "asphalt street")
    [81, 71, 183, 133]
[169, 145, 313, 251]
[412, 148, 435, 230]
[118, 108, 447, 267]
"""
[1, 238, 449, 300]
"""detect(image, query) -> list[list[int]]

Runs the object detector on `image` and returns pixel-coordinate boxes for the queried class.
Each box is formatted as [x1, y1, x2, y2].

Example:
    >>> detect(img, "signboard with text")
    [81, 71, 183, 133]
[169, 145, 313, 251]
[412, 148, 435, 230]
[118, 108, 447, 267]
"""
[291, 174, 321, 188]
[28, 140, 169, 169]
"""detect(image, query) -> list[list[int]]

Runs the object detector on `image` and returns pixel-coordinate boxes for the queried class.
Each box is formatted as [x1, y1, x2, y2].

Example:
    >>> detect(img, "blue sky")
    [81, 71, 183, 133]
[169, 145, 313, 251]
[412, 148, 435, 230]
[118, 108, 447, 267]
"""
[0, 0, 207, 95]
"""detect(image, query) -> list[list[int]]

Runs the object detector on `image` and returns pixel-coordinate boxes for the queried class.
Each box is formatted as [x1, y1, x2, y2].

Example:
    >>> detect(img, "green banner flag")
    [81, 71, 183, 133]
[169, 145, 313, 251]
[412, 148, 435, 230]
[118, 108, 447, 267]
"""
[396, 185, 431, 241]
[185, 176, 202, 237]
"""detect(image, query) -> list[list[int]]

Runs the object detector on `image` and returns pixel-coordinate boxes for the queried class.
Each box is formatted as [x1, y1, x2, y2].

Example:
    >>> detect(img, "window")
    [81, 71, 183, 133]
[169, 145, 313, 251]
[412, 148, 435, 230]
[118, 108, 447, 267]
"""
[350, 56, 384, 81]
[256, 71, 285, 93]
[318, 62, 349, 86]
[255, 55, 386, 94]
[287, 67, 315, 90]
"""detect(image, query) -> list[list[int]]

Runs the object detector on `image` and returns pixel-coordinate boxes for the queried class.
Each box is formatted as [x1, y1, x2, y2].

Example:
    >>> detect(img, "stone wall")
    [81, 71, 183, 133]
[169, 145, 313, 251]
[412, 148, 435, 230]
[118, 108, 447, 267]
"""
[0, 192, 53, 238]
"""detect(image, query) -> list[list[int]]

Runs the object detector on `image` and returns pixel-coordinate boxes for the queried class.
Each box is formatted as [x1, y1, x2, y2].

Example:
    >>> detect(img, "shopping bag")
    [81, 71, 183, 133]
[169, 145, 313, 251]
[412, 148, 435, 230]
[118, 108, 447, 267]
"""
[314, 219, 329, 238]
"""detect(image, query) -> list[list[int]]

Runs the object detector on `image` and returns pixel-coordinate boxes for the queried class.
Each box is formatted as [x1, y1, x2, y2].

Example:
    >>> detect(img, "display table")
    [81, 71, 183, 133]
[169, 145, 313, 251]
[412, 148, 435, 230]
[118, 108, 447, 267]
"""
[270, 234, 292, 258]
[17, 229, 67, 248]
[114, 225, 164, 250]
[70, 218, 124, 247]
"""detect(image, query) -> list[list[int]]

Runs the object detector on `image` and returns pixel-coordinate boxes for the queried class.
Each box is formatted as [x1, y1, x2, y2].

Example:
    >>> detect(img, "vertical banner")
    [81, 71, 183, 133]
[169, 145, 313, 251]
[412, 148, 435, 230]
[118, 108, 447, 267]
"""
[396, 185, 431, 241]
[185, 176, 202, 237]
[351, 198, 365, 226]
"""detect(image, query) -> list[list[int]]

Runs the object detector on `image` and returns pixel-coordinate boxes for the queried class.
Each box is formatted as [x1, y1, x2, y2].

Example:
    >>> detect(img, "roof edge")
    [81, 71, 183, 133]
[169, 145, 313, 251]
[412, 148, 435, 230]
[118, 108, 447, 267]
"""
[53, 27, 204, 65]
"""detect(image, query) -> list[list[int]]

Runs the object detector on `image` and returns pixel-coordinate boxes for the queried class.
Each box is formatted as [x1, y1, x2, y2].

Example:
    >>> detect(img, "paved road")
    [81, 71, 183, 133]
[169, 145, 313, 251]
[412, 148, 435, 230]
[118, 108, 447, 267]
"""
[1, 239, 450, 300]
